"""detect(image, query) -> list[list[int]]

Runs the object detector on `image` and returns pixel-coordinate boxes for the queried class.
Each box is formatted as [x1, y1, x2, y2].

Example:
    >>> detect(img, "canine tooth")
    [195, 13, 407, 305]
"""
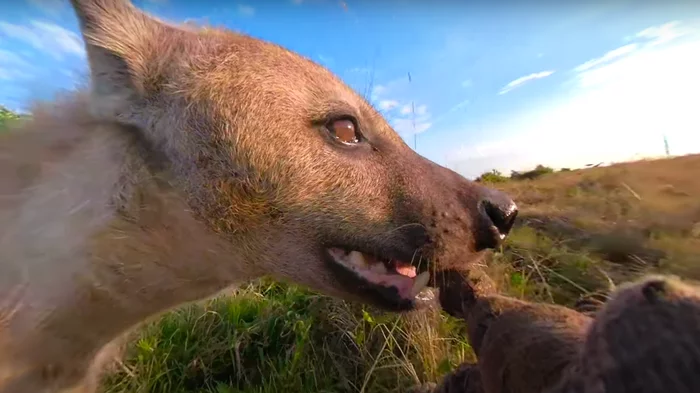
[411, 272, 430, 297]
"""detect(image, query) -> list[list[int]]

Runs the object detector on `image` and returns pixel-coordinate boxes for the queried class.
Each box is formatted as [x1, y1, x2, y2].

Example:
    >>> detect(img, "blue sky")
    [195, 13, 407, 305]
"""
[1, 0, 699, 178]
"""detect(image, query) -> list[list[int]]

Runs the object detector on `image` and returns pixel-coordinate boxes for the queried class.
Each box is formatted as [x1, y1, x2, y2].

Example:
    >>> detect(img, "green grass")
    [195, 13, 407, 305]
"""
[101, 281, 473, 393]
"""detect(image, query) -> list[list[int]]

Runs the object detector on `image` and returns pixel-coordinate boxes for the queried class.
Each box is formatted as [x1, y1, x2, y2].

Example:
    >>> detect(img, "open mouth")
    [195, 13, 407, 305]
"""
[326, 247, 432, 307]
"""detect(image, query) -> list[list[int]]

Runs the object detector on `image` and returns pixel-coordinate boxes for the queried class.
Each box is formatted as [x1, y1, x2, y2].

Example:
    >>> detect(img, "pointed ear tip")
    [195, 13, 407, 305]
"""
[69, 0, 134, 8]
[69, 0, 137, 24]
[70, 0, 153, 44]
[69, 1, 106, 30]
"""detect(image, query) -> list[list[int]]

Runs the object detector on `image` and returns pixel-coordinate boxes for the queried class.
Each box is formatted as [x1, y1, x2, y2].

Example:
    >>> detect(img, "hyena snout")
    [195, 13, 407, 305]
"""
[424, 164, 519, 254]
[473, 185, 518, 251]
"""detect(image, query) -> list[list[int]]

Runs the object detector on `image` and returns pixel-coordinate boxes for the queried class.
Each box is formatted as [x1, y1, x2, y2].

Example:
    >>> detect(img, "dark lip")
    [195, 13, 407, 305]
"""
[321, 246, 433, 311]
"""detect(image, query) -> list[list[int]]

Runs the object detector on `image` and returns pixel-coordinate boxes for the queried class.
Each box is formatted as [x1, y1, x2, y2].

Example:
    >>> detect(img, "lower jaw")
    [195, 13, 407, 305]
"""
[323, 254, 435, 312]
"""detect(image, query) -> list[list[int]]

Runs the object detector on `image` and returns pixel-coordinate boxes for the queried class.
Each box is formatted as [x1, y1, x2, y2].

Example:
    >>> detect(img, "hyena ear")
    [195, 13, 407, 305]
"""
[69, 0, 177, 120]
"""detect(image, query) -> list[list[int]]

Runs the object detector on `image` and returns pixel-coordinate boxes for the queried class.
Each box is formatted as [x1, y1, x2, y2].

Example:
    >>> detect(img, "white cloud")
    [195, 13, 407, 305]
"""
[450, 99, 470, 112]
[347, 67, 371, 74]
[498, 70, 555, 95]
[573, 44, 638, 72]
[237, 5, 256, 17]
[0, 50, 34, 81]
[378, 99, 399, 111]
[0, 67, 33, 81]
[371, 79, 433, 136]
[388, 103, 431, 134]
[27, 0, 69, 17]
[573, 20, 699, 90]
[635, 21, 693, 46]
[370, 84, 387, 100]
[391, 116, 432, 135]
[0, 20, 85, 60]
[0, 49, 31, 68]
[447, 20, 700, 179]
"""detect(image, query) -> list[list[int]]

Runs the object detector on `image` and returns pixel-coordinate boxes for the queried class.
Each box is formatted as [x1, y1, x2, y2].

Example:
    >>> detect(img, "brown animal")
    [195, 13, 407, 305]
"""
[0, 1, 519, 392]
[429, 272, 700, 393]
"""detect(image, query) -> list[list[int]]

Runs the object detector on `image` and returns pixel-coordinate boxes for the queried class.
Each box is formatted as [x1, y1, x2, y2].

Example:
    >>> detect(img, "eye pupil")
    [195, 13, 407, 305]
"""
[329, 119, 359, 144]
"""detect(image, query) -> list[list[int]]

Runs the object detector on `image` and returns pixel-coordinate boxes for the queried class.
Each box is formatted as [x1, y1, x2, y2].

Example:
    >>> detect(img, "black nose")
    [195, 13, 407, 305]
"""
[475, 188, 518, 250]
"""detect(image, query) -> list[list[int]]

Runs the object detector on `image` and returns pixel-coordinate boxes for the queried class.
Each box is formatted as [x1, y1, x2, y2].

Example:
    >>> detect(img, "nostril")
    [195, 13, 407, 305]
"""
[641, 279, 667, 304]
[481, 199, 518, 238]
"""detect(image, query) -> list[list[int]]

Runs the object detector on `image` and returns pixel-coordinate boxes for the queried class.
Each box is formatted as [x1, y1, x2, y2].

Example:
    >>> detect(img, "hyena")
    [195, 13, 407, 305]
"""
[428, 272, 700, 393]
[0, 0, 518, 392]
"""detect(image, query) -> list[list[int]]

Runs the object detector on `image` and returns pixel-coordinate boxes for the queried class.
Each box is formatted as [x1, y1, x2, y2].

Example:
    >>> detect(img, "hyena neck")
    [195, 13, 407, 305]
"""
[0, 107, 259, 368]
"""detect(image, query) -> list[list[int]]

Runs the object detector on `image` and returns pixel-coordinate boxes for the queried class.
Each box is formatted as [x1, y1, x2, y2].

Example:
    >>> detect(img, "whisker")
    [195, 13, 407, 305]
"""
[381, 222, 427, 237]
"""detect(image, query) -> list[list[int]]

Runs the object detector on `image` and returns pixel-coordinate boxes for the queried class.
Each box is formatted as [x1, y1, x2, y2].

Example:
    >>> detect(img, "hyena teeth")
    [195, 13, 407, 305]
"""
[411, 271, 430, 297]
[348, 251, 368, 268]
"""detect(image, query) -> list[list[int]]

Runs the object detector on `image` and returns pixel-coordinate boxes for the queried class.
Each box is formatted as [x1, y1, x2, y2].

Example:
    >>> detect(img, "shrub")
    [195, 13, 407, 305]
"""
[511, 164, 554, 181]
[476, 169, 509, 184]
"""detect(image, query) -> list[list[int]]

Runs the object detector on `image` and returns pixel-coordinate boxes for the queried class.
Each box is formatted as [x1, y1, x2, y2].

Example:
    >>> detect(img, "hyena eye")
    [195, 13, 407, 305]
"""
[326, 118, 360, 144]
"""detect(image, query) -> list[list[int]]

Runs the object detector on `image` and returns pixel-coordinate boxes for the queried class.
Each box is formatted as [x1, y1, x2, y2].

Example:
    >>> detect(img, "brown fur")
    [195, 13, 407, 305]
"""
[433, 273, 700, 393]
[0, 1, 518, 392]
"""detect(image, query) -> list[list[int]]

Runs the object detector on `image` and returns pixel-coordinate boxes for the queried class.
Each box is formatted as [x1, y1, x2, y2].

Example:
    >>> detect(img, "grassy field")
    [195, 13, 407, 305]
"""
[95, 153, 700, 393]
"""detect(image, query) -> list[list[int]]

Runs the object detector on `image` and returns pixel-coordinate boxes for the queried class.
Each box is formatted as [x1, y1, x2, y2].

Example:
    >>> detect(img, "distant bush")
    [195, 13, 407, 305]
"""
[560, 167, 571, 172]
[511, 164, 555, 181]
[475, 165, 556, 183]
[476, 169, 509, 184]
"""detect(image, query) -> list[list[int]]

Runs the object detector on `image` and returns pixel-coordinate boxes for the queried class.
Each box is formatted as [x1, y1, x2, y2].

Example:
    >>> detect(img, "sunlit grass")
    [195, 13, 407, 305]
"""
[102, 280, 473, 393]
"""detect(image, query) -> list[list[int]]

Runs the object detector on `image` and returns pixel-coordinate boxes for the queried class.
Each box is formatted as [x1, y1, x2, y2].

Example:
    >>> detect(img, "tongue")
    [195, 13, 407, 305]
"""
[394, 261, 417, 278]
[361, 267, 430, 300]
[338, 251, 428, 299]
[363, 270, 415, 298]
[372, 260, 418, 298]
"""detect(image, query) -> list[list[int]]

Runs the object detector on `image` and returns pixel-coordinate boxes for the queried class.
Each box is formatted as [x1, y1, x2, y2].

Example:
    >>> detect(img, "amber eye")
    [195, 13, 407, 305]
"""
[326, 118, 360, 144]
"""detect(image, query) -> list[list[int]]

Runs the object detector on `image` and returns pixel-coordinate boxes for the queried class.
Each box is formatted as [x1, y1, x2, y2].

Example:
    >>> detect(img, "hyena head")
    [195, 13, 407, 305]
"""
[70, 0, 518, 311]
